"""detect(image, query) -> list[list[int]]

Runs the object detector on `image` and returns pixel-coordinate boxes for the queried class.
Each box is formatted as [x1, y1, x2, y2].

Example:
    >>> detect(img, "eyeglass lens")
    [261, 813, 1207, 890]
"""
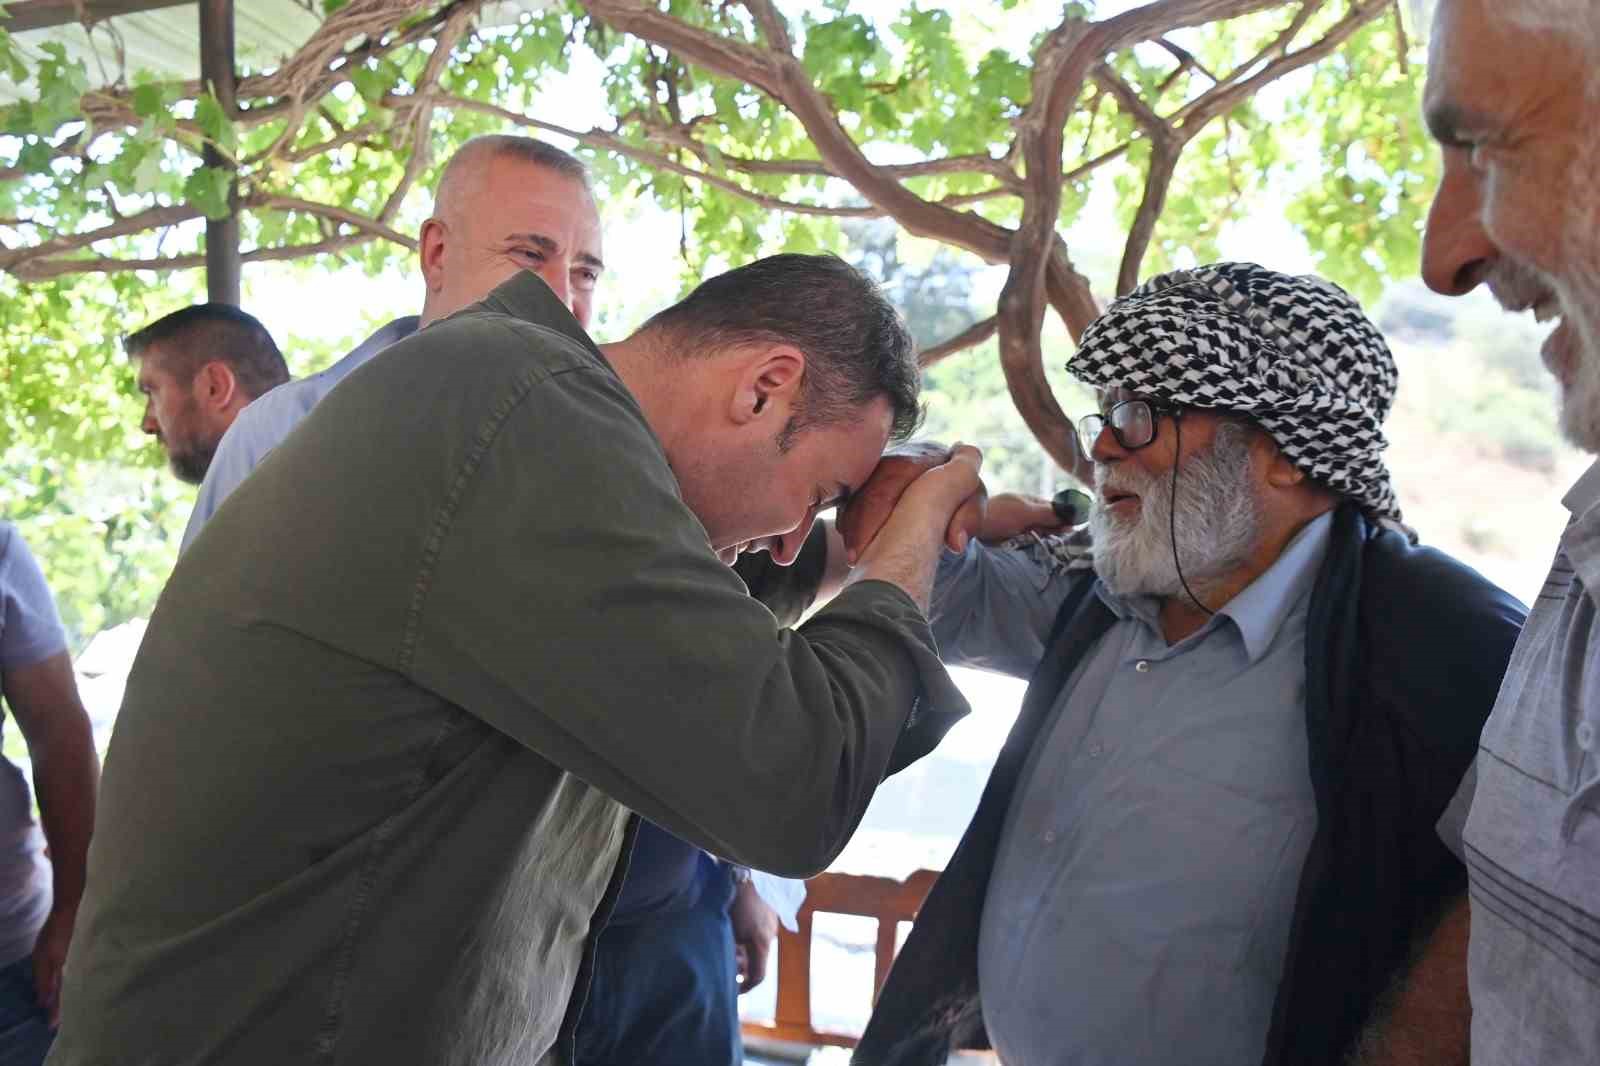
[1078, 399, 1157, 456]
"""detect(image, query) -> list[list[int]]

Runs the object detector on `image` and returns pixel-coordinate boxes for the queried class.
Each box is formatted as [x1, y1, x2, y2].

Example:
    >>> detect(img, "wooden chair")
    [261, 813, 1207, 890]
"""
[741, 868, 940, 1049]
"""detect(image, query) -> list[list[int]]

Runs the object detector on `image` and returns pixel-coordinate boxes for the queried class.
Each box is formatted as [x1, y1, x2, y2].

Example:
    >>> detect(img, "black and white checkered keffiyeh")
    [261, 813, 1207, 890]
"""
[1066, 261, 1403, 523]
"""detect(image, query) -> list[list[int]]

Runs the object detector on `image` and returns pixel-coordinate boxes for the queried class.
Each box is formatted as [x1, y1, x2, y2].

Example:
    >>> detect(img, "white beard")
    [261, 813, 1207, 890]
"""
[1090, 421, 1262, 601]
[1555, 184, 1600, 452]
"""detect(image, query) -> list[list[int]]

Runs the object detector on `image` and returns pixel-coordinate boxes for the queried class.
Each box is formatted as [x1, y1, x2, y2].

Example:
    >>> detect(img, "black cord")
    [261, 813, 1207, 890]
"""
[1171, 416, 1216, 617]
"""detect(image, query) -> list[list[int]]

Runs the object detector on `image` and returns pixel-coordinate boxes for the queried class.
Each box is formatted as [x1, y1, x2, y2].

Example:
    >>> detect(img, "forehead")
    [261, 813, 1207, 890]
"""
[477, 159, 602, 248]
[1097, 386, 1163, 408]
[135, 350, 174, 386]
[807, 399, 894, 481]
[1424, 0, 1578, 140]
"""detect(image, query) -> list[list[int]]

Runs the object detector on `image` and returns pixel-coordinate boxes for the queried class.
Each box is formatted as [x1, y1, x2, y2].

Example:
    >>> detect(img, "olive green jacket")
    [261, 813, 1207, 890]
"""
[50, 273, 967, 1066]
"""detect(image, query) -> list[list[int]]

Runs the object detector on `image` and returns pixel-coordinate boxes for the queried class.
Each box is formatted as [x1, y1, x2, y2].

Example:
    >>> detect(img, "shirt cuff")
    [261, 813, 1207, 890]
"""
[749, 871, 808, 932]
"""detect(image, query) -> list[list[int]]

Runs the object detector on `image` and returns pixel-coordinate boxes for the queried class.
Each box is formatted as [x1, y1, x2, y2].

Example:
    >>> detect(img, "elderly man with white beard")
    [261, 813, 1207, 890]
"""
[814, 262, 1525, 1066]
[1362, 2, 1600, 1065]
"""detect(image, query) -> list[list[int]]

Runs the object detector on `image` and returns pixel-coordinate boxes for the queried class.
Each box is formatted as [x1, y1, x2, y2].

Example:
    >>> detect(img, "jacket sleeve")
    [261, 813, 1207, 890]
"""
[734, 520, 829, 627]
[404, 363, 969, 878]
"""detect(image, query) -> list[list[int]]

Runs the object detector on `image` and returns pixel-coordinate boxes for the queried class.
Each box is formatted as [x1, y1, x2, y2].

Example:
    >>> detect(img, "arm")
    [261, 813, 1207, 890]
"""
[407, 369, 975, 878]
[2, 653, 99, 1027]
[1345, 896, 1471, 1066]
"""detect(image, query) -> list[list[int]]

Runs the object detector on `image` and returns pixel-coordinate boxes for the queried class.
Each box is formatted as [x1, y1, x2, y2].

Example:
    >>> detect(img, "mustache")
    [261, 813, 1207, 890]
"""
[1485, 257, 1558, 312]
[1095, 465, 1160, 500]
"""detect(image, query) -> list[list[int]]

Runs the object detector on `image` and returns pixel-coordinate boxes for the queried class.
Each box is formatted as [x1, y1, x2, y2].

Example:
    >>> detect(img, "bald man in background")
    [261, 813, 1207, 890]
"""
[180, 135, 604, 546]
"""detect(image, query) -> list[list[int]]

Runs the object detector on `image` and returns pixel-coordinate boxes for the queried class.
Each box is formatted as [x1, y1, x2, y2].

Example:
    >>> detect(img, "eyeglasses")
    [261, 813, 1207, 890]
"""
[1076, 398, 1180, 459]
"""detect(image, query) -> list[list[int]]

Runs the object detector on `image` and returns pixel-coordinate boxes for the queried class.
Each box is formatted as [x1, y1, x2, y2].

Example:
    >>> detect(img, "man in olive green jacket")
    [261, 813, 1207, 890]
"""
[49, 255, 976, 1066]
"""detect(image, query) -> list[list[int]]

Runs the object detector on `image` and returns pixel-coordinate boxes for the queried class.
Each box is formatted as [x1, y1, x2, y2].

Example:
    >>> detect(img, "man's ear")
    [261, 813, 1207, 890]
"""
[1260, 438, 1306, 489]
[196, 361, 241, 413]
[729, 344, 806, 426]
[418, 217, 448, 293]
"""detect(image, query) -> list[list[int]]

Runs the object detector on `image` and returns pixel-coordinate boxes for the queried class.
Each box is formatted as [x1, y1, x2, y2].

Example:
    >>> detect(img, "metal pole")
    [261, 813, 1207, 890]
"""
[199, 0, 240, 305]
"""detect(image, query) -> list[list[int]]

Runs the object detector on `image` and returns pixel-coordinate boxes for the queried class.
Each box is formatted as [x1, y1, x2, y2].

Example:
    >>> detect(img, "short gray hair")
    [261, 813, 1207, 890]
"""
[431, 136, 591, 219]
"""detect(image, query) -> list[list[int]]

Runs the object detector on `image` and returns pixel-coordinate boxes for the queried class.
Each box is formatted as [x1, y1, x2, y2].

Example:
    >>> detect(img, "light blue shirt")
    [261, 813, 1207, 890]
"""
[180, 316, 421, 552]
[933, 511, 1331, 1066]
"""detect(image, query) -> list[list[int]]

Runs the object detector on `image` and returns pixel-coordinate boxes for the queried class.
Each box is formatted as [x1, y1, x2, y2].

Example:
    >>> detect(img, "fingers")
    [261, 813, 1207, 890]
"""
[839, 443, 954, 563]
[944, 486, 988, 553]
[907, 443, 983, 514]
[840, 443, 983, 563]
[740, 939, 771, 993]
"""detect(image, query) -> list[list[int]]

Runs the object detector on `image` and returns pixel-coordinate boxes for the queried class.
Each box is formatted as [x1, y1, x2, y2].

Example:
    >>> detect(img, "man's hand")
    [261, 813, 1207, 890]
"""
[729, 878, 780, 994]
[838, 442, 986, 564]
[845, 445, 984, 613]
[32, 903, 75, 1027]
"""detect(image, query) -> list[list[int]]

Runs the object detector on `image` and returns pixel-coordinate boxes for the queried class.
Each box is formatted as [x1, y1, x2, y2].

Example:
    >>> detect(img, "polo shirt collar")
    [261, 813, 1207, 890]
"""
[1563, 459, 1600, 524]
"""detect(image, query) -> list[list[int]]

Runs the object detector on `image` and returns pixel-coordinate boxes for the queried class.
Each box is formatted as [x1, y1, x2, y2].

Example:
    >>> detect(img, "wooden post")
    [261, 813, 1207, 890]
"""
[199, 0, 240, 305]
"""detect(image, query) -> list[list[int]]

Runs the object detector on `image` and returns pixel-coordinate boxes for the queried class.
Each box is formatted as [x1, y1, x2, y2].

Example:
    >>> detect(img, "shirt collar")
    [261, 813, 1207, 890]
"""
[472, 270, 599, 356]
[1563, 459, 1600, 524]
[1096, 509, 1334, 663]
[1217, 510, 1333, 662]
[356, 316, 420, 358]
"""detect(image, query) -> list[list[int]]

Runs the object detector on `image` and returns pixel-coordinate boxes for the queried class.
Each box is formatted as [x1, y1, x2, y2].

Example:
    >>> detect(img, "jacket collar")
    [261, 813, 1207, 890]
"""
[471, 270, 600, 357]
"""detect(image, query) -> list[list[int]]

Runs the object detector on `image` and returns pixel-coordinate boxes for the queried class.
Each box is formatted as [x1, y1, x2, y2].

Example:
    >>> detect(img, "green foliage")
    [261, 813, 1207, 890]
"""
[0, 0, 1432, 644]
[1, 454, 187, 653]
[1283, 18, 1436, 303]
[845, 223, 1089, 495]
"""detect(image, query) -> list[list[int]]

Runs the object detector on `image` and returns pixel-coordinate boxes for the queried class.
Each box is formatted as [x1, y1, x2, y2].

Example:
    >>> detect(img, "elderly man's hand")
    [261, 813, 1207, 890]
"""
[838, 442, 987, 563]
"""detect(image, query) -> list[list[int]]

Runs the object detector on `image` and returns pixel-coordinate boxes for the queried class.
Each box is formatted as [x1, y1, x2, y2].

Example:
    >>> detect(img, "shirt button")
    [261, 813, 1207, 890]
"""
[1135, 660, 1151, 673]
[1087, 743, 1104, 758]
[1579, 721, 1596, 752]
[1043, 830, 1057, 844]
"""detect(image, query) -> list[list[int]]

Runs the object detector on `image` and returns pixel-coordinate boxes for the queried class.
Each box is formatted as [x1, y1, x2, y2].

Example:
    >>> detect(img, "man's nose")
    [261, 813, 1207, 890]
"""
[141, 408, 159, 436]
[1088, 422, 1126, 465]
[1422, 159, 1495, 296]
[537, 264, 573, 313]
[770, 512, 818, 566]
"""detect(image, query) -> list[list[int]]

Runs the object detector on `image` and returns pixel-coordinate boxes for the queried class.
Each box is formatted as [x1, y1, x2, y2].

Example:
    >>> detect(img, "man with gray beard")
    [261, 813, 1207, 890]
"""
[1368, 1, 1600, 1064]
[827, 262, 1525, 1066]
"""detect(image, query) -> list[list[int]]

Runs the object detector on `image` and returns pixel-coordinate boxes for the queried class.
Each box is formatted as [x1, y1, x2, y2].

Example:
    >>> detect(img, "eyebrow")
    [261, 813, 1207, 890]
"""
[504, 232, 607, 273]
